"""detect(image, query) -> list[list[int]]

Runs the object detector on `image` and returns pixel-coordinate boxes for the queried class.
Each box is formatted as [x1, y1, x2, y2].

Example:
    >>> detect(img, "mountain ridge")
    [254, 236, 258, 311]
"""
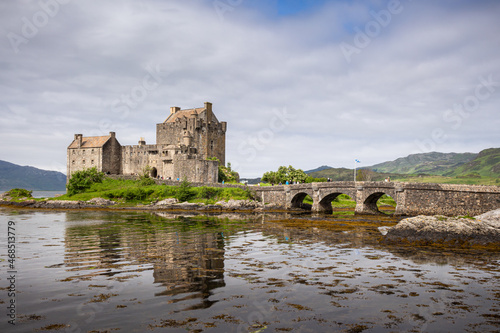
[368, 152, 477, 175]
[0, 160, 67, 191]
[307, 148, 499, 182]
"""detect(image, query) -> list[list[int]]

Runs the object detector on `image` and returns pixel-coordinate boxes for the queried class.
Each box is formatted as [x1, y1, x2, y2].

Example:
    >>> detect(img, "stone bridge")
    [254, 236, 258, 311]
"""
[253, 181, 500, 216]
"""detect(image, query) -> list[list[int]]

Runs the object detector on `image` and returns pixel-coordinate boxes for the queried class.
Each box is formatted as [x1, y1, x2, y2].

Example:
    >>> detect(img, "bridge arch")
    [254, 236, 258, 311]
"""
[318, 192, 354, 214]
[291, 192, 312, 210]
[359, 191, 396, 215]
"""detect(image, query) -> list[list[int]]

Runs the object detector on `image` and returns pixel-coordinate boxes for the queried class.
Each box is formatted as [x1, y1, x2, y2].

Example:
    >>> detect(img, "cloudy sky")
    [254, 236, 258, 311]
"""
[1, 0, 499, 177]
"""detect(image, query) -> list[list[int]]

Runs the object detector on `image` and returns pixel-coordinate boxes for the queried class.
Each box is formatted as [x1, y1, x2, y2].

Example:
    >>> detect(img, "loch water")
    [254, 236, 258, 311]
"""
[0, 209, 499, 332]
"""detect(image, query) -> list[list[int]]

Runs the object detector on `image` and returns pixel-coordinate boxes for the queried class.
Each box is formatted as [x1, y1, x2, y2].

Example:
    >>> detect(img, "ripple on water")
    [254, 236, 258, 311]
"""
[0, 209, 498, 332]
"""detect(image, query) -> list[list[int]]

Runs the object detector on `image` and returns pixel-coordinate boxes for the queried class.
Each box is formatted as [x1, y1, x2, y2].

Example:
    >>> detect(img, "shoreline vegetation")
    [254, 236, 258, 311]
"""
[1, 178, 499, 250]
[0, 176, 397, 214]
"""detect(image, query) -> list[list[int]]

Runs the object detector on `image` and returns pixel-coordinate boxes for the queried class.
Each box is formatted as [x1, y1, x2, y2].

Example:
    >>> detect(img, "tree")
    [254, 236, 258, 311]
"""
[209, 158, 239, 183]
[262, 165, 308, 184]
[66, 167, 104, 196]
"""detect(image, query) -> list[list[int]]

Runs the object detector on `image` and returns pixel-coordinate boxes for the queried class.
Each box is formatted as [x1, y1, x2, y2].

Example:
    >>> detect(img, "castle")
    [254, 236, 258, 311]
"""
[67, 102, 226, 183]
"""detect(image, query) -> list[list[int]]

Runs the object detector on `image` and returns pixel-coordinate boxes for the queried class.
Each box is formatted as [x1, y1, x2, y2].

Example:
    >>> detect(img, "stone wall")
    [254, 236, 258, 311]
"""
[256, 186, 288, 207]
[67, 147, 102, 178]
[172, 158, 218, 183]
[253, 182, 500, 216]
[102, 135, 121, 174]
[400, 183, 500, 216]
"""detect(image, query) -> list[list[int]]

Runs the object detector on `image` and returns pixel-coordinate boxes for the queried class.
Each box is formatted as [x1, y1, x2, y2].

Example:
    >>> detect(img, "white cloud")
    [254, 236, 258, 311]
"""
[0, 0, 499, 177]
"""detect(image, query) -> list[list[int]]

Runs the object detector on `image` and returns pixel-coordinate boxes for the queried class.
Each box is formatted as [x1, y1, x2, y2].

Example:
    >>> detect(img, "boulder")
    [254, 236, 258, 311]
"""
[216, 199, 260, 210]
[384, 210, 500, 246]
[156, 198, 179, 206]
[87, 198, 116, 206]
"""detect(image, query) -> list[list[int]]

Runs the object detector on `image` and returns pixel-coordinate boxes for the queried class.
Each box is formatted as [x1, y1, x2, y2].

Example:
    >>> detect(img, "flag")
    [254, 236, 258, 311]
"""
[355, 159, 361, 163]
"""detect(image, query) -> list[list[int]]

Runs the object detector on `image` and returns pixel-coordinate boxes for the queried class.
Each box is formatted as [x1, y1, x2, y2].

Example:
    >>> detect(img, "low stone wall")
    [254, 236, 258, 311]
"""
[252, 181, 500, 216]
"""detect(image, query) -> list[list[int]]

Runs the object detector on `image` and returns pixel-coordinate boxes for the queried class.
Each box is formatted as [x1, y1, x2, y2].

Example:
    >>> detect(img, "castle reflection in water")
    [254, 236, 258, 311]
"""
[63, 212, 226, 310]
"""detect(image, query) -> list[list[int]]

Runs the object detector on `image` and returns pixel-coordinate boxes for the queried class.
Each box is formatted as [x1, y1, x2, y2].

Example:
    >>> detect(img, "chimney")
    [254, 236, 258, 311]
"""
[204, 102, 213, 123]
[75, 134, 83, 148]
[170, 106, 180, 114]
[138, 137, 146, 146]
[109, 131, 115, 138]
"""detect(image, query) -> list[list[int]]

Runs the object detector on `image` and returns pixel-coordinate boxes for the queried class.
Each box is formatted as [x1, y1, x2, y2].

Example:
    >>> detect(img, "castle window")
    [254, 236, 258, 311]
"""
[210, 140, 214, 151]
[83, 160, 86, 165]
[72, 160, 75, 165]
[72, 150, 75, 155]
[91, 160, 94, 165]
[91, 149, 94, 153]
[83, 150, 85, 154]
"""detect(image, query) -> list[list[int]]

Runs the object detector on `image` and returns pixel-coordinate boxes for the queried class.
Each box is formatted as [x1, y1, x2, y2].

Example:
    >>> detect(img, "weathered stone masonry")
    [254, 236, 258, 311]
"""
[254, 181, 500, 216]
[67, 102, 226, 183]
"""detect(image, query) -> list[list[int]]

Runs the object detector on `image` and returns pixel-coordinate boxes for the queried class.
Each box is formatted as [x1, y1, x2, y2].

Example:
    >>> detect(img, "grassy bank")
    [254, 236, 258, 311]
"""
[56, 177, 255, 205]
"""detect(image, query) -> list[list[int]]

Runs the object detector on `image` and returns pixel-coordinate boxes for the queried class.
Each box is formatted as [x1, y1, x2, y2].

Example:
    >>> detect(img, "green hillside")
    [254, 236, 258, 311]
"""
[369, 152, 477, 175]
[308, 167, 354, 181]
[308, 148, 499, 185]
[444, 148, 500, 178]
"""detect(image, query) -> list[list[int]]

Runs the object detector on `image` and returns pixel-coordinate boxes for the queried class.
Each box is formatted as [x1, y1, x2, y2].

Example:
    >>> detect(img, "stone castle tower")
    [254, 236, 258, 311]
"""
[67, 102, 226, 183]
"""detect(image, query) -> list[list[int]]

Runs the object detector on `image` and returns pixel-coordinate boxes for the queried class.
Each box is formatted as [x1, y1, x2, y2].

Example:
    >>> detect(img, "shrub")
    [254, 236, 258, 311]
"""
[199, 186, 222, 199]
[176, 179, 195, 202]
[67, 167, 104, 196]
[5, 188, 33, 198]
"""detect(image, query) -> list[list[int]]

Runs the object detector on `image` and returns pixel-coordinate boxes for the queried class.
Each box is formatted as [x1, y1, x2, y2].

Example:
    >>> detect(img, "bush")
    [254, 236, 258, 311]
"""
[199, 186, 222, 199]
[176, 179, 195, 202]
[67, 167, 104, 196]
[5, 188, 33, 198]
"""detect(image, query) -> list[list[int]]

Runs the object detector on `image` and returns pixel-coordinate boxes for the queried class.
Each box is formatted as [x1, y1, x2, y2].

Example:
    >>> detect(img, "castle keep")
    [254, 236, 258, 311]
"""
[67, 102, 226, 183]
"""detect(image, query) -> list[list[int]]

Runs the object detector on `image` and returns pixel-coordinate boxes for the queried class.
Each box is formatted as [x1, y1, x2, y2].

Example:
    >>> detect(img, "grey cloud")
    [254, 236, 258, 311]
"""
[0, 0, 498, 177]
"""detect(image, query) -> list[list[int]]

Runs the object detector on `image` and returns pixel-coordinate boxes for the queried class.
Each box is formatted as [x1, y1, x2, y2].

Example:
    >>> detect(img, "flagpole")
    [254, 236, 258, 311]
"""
[354, 160, 356, 182]
[354, 159, 360, 182]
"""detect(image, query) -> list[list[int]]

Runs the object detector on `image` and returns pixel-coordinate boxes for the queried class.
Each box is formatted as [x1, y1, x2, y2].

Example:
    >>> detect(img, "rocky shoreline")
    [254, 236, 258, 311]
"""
[384, 209, 500, 248]
[0, 196, 289, 213]
[2, 194, 499, 248]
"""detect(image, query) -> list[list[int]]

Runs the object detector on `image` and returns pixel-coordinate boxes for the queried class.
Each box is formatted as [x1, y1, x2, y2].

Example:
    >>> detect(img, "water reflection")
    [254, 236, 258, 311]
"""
[64, 212, 229, 310]
[1, 209, 498, 333]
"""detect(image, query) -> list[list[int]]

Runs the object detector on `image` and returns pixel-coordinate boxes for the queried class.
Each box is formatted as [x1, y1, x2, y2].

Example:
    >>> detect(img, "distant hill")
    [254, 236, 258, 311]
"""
[368, 152, 477, 175]
[304, 165, 333, 174]
[307, 148, 499, 183]
[308, 167, 358, 181]
[0, 160, 67, 191]
[444, 148, 500, 178]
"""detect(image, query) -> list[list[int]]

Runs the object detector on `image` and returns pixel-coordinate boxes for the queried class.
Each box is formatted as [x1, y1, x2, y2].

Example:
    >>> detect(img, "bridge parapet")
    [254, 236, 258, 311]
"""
[253, 181, 500, 216]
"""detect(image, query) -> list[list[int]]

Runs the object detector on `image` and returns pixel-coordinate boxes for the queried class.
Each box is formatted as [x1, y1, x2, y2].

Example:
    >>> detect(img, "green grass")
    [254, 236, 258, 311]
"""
[54, 177, 254, 205]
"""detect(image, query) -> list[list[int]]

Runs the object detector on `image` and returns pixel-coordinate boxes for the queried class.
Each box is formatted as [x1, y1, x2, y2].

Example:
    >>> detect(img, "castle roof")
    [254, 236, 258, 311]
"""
[68, 135, 111, 149]
[164, 107, 205, 123]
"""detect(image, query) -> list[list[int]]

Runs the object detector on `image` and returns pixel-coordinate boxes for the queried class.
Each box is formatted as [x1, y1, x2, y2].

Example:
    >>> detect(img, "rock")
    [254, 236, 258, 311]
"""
[475, 208, 500, 220]
[216, 199, 260, 210]
[385, 212, 500, 246]
[156, 198, 179, 206]
[378, 226, 391, 236]
[87, 197, 116, 206]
